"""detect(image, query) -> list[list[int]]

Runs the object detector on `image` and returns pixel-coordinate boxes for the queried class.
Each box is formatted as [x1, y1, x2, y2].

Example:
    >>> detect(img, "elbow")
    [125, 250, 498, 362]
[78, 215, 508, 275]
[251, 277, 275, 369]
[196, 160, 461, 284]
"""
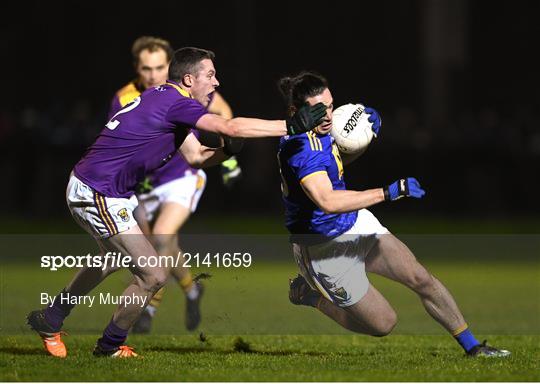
[183, 153, 203, 169]
[318, 199, 337, 215]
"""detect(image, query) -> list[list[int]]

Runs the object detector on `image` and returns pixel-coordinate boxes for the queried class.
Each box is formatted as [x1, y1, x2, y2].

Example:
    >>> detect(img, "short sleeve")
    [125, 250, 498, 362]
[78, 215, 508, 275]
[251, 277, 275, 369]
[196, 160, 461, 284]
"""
[287, 140, 331, 182]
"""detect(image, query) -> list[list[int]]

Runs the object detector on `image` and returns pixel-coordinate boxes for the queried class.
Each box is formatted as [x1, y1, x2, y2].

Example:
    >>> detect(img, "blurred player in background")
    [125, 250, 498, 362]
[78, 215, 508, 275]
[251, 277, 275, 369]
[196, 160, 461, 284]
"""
[110, 36, 241, 333]
[27, 47, 326, 358]
[278, 71, 510, 357]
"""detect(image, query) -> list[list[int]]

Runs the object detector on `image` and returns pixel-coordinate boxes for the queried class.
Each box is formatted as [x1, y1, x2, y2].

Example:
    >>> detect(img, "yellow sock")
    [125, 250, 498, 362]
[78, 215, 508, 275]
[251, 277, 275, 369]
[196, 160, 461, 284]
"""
[149, 287, 165, 308]
[179, 274, 194, 293]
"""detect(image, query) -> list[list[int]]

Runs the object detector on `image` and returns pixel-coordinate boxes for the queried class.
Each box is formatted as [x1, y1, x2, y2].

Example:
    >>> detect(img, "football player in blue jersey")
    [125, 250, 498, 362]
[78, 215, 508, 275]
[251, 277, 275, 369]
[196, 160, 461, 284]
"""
[278, 71, 509, 357]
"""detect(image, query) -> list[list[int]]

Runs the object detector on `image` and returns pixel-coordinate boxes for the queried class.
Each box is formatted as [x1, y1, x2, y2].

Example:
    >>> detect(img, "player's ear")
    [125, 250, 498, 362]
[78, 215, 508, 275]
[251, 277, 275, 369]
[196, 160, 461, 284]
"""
[182, 73, 193, 87]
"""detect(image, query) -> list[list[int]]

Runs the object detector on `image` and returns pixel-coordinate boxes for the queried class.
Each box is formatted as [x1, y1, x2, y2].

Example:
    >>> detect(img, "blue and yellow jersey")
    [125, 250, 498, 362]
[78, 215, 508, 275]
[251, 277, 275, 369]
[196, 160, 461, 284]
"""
[278, 131, 358, 243]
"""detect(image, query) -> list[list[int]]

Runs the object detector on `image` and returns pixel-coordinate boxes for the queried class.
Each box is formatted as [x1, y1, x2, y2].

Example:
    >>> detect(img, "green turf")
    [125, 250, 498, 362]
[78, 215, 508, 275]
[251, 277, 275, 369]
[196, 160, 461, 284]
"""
[1, 256, 539, 381]
[1, 334, 538, 381]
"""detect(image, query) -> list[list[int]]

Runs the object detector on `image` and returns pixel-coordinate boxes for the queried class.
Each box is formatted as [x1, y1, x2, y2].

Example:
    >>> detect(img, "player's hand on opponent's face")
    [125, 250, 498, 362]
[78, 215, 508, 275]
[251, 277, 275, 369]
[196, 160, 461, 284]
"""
[286, 102, 326, 135]
[384, 177, 426, 201]
[364, 107, 382, 137]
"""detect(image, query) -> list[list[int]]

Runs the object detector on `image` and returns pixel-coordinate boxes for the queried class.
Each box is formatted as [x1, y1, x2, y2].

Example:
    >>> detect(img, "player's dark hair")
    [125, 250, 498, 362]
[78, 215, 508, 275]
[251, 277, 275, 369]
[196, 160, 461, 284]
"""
[132, 36, 174, 67]
[168, 47, 216, 82]
[278, 71, 328, 110]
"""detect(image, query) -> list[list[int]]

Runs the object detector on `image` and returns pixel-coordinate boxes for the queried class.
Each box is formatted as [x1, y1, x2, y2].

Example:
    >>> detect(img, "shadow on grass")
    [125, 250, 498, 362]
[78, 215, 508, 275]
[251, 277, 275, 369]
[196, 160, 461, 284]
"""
[146, 345, 327, 357]
[0, 347, 44, 356]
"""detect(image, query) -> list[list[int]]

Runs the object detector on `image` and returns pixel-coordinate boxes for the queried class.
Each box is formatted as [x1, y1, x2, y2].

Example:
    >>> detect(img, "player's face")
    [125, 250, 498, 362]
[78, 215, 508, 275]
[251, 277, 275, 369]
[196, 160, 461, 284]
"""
[306, 88, 334, 135]
[136, 48, 170, 89]
[188, 59, 220, 107]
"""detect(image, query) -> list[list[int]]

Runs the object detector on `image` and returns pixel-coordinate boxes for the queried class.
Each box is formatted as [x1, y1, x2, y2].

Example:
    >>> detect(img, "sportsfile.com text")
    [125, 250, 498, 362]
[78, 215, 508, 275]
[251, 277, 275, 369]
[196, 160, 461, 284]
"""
[40, 252, 252, 271]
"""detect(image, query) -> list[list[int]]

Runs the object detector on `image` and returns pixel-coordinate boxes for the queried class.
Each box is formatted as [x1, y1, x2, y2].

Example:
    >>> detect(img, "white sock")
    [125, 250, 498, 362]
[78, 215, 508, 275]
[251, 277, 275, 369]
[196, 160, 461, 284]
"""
[145, 304, 157, 317]
[186, 284, 199, 300]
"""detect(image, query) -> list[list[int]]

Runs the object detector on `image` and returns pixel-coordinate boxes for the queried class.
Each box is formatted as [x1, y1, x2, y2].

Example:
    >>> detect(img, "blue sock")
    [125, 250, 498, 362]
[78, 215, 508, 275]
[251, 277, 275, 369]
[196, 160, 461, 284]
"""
[454, 327, 480, 352]
[44, 289, 75, 331]
[98, 319, 129, 351]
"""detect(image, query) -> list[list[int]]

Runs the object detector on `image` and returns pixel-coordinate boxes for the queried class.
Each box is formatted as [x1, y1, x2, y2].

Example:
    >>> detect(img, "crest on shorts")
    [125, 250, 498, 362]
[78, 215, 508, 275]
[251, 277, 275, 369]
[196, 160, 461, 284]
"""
[117, 208, 130, 222]
[334, 287, 349, 301]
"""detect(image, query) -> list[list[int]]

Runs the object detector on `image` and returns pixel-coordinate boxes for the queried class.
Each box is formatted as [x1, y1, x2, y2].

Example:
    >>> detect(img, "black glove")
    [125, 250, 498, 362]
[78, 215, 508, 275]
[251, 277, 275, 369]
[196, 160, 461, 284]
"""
[286, 102, 326, 135]
[223, 135, 244, 156]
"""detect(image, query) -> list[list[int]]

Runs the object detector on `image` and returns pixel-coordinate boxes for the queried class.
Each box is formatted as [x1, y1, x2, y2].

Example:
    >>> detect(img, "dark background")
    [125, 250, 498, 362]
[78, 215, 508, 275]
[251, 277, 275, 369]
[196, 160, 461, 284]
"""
[1, 0, 539, 221]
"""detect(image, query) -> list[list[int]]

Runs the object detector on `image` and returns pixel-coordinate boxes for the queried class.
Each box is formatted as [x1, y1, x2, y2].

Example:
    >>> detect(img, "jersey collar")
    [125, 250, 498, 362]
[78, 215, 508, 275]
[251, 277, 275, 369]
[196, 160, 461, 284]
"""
[165, 80, 192, 98]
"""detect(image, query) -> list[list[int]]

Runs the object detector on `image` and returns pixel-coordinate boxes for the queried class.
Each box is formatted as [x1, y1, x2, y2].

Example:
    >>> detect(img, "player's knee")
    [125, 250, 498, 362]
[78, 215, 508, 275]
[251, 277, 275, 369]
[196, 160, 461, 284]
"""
[140, 271, 168, 293]
[370, 310, 397, 337]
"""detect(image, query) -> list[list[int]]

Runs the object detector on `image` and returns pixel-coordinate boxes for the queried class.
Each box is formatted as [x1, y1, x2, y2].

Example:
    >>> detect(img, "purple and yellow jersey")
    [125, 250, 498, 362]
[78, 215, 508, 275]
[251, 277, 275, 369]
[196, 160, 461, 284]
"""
[74, 80, 208, 198]
[278, 131, 357, 243]
[108, 81, 203, 190]
[108, 80, 145, 119]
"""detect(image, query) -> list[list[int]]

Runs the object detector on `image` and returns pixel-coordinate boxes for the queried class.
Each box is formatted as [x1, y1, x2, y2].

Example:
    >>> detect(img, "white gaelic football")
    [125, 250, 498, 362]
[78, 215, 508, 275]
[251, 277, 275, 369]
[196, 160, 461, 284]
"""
[330, 103, 374, 155]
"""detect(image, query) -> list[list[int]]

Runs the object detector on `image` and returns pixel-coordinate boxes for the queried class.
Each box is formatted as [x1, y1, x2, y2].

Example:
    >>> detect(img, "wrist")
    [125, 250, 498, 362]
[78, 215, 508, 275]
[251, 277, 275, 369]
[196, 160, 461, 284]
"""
[383, 186, 391, 201]
[285, 119, 296, 135]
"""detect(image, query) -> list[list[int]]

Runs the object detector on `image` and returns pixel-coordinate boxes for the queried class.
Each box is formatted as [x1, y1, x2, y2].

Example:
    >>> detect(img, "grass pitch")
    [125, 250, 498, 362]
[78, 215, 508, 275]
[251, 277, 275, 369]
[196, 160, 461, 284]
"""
[1, 257, 539, 381]
[1, 334, 538, 381]
[0, 217, 539, 381]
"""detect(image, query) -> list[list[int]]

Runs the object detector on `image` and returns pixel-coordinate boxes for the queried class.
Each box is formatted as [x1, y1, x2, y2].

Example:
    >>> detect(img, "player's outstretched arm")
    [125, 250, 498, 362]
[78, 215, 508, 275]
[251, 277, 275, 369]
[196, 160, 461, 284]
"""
[194, 102, 326, 138]
[179, 132, 229, 169]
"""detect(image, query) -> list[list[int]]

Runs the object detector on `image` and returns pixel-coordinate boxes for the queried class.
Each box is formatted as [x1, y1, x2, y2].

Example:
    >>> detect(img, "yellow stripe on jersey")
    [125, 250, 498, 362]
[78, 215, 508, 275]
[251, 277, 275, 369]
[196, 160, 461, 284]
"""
[306, 132, 315, 151]
[315, 134, 322, 151]
[117, 82, 142, 108]
[331, 143, 344, 179]
[166, 82, 191, 98]
[300, 170, 327, 184]
[307, 131, 322, 151]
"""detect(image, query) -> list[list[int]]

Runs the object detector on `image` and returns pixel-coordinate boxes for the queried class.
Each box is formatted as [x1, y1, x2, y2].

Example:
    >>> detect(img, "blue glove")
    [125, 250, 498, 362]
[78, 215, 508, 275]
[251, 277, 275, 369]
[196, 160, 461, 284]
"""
[364, 107, 382, 137]
[384, 177, 426, 201]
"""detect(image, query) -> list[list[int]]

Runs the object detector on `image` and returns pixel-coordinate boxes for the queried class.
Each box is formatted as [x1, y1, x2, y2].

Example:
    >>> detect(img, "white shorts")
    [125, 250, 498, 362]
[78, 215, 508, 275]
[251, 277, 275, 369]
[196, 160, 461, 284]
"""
[66, 174, 139, 239]
[137, 170, 206, 222]
[292, 209, 389, 307]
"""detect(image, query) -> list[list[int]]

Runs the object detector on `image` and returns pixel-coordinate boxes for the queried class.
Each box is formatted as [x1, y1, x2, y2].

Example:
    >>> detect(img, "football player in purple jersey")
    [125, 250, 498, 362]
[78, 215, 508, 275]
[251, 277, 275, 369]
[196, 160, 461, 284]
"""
[279, 71, 509, 358]
[110, 36, 237, 334]
[27, 48, 326, 358]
